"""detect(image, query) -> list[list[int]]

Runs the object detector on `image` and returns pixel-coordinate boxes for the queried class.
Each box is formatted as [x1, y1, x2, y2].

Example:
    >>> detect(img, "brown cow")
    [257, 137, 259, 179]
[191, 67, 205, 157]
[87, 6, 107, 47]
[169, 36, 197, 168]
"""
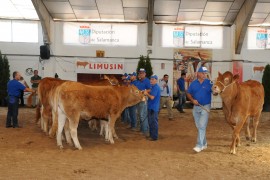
[51, 82, 144, 149]
[212, 71, 264, 154]
[76, 61, 88, 68]
[253, 66, 265, 73]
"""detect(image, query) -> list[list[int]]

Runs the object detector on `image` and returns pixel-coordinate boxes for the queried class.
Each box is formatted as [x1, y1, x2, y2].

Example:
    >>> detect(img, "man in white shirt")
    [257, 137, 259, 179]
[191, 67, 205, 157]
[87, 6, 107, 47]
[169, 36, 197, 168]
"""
[158, 74, 173, 120]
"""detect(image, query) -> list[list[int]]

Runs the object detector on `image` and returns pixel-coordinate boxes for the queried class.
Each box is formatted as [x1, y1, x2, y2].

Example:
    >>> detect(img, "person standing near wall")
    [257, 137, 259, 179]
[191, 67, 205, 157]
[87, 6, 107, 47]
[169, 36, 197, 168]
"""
[159, 74, 173, 120]
[144, 75, 161, 141]
[186, 67, 212, 153]
[176, 72, 186, 113]
[6, 71, 35, 128]
[18, 76, 29, 106]
[136, 68, 151, 137]
[30, 70, 42, 108]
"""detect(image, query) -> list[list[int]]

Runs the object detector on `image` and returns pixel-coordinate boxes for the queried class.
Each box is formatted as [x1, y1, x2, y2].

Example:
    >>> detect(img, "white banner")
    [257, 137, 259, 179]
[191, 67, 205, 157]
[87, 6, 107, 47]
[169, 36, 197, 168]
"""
[76, 58, 125, 74]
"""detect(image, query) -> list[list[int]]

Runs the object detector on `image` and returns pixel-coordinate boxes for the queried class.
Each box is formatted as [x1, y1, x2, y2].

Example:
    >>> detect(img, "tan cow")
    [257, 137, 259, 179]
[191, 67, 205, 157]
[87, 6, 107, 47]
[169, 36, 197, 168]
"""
[51, 82, 144, 149]
[212, 71, 264, 154]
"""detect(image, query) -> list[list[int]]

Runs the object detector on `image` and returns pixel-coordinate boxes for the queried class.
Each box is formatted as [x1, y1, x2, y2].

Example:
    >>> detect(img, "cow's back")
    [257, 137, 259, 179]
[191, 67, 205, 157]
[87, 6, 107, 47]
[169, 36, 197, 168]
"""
[233, 80, 264, 116]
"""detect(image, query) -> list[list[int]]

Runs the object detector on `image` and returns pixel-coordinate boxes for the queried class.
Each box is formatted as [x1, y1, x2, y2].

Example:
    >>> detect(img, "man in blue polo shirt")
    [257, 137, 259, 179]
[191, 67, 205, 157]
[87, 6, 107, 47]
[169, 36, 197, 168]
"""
[128, 72, 140, 131]
[136, 68, 151, 136]
[144, 74, 161, 141]
[6, 71, 35, 128]
[187, 66, 212, 153]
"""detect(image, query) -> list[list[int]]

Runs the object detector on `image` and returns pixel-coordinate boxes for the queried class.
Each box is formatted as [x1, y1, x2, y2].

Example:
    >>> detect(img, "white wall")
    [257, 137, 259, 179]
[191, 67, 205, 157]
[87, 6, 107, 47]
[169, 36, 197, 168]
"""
[1, 21, 269, 108]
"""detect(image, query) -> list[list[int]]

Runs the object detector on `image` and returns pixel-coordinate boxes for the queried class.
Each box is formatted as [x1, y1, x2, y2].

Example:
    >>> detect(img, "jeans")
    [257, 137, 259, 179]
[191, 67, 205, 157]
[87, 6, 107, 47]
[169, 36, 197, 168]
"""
[192, 104, 210, 149]
[121, 108, 130, 124]
[137, 101, 148, 133]
[177, 91, 186, 111]
[129, 104, 137, 128]
[148, 109, 158, 140]
[6, 97, 19, 127]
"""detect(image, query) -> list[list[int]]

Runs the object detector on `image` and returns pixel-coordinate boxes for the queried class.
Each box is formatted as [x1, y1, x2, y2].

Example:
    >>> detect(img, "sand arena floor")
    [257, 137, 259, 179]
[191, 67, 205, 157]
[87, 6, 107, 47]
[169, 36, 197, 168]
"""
[0, 107, 270, 180]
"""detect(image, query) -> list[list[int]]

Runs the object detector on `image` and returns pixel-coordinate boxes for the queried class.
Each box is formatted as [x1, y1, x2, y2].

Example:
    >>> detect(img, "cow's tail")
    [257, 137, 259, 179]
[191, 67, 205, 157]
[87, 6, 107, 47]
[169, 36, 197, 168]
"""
[49, 85, 61, 138]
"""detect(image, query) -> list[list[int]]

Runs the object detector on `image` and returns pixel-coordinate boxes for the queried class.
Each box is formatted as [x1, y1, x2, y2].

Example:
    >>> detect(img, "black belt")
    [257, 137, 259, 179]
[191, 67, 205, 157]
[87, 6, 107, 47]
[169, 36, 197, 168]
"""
[9, 96, 19, 98]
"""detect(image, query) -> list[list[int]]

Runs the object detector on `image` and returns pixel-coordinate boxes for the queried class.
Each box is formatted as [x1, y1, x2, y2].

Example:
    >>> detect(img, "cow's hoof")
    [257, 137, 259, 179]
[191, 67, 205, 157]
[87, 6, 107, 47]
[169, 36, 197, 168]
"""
[246, 137, 250, 141]
[251, 138, 256, 143]
[76, 147, 82, 150]
[58, 145, 64, 149]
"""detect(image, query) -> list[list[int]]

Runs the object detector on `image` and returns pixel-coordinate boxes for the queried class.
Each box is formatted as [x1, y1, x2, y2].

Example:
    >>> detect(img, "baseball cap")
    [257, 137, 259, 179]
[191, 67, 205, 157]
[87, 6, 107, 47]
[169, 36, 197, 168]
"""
[198, 66, 208, 73]
[125, 75, 131, 80]
[123, 73, 128, 76]
[150, 74, 158, 80]
[131, 72, 137, 76]
[139, 68, 146, 72]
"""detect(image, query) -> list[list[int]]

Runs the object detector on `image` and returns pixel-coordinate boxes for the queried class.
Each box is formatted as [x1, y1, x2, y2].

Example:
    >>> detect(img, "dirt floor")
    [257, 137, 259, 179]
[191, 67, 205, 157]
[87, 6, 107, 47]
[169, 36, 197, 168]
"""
[0, 106, 270, 180]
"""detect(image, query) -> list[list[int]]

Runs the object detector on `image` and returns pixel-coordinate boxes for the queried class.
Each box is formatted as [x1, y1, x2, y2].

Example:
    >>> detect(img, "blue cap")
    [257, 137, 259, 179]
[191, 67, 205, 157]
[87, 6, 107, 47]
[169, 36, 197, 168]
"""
[139, 68, 146, 72]
[198, 66, 208, 73]
[125, 75, 130, 80]
[123, 73, 128, 76]
[150, 74, 158, 80]
[131, 72, 137, 76]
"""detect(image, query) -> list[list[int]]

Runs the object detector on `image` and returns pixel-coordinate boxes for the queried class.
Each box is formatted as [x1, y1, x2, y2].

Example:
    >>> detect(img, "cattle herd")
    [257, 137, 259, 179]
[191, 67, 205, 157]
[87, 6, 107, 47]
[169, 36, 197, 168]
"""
[29, 71, 264, 154]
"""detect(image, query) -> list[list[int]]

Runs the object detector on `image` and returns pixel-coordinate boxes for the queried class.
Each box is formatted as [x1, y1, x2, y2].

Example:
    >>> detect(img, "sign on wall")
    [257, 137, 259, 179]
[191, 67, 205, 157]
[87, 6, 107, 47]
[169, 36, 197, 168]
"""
[162, 25, 223, 49]
[76, 58, 125, 74]
[64, 23, 138, 46]
[247, 27, 270, 49]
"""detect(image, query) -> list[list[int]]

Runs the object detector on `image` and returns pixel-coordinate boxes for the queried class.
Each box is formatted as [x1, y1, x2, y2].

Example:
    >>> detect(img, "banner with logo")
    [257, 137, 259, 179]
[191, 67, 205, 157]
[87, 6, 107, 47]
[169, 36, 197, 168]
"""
[64, 23, 137, 46]
[76, 58, 125, 74]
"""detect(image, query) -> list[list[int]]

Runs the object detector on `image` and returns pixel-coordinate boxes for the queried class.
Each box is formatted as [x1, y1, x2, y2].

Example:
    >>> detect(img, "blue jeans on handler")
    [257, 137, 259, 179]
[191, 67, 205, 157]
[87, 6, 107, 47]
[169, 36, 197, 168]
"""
[148, 109, 158, 140]
[129, 104, 137, 128]
[192, 104, 210, 149]
[137, 101, 148, 133]
[6, 96, 19, 127]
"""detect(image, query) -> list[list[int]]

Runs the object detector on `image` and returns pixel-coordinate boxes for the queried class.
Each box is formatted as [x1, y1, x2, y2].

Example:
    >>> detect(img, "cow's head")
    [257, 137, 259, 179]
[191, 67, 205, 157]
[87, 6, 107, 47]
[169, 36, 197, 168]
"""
[212, 71, 239, 95]
[126, 85, 144, 105]
[104, 75, 119, 86]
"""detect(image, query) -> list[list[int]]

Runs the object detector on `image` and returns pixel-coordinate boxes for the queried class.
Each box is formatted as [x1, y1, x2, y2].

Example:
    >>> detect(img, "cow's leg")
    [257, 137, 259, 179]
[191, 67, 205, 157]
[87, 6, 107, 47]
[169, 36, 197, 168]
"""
[230, 115, 247, 154]
[99, 120, 105, 136]
[49, 109, 58, 138]
[107, 116, 116, 144]
[56, 108, 66, 149]
[245, 117, 251, 141]
[63, 119, 73, 146]
[251, 111, 262, 142]
[68, 115, 82, 150]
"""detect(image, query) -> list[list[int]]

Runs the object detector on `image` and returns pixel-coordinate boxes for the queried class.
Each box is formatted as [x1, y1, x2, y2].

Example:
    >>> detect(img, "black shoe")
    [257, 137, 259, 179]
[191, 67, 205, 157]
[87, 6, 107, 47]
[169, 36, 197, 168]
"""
[6, 125, 13, 128]
[180, 110, 185, 113]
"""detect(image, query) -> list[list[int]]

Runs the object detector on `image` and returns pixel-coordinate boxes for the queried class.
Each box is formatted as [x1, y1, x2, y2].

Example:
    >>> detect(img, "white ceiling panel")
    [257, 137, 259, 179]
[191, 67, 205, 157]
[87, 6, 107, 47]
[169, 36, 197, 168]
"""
[72, 6, 97, 10]
[43, 2, 73, 13]
[96, 0, 123, 14]
[254, 3, 270, 13]
[180, 0, 207, 9]
[124, 8, 148, 21]
[154, 16, 177, 22]
[69, 0, 96, 6]
[52, 13, 76, 19]
[203, 12, 227, 17]
[249, 18, 265, 25]
[201, 16, 225, 22]
[74, 10, 100, 19]
[123, 0, 148, 7]
[252, 13, 269, 19]
[154, 1, 180, 15]
[205, 2, 232, 12]
[100, 14, 124, 20]
[177, 12, 203, 21]
[179, 9, 204, 12]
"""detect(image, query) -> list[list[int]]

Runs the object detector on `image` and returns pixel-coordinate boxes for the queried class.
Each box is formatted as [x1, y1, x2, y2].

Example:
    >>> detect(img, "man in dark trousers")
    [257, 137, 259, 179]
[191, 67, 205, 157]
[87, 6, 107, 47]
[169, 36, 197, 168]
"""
[6, 71, 35, 128]
[176, 72, 186, 113]
[144, 75, 161, 141]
